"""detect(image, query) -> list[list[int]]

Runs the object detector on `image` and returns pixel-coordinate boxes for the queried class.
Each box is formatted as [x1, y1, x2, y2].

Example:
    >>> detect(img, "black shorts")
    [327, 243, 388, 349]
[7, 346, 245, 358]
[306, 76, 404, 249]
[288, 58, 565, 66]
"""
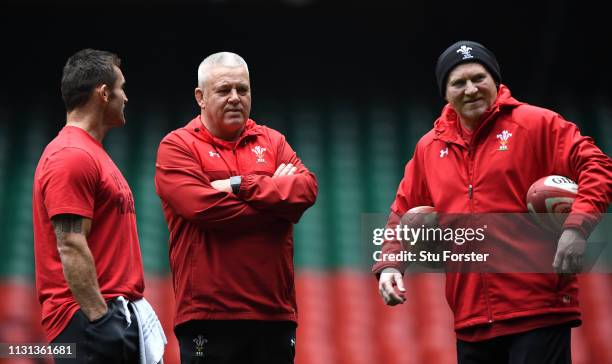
[51, 298, 140, 364]
[175, 320, 296, 364]
[457, 324, 572, 364]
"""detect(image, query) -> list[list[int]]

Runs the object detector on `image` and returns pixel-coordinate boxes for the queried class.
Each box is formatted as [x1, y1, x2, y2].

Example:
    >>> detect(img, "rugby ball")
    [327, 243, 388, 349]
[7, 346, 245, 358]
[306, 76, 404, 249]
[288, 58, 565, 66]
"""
[526, 175, 577, 232]
[400, 206, 437, 227]
[400, 206, 442, 268]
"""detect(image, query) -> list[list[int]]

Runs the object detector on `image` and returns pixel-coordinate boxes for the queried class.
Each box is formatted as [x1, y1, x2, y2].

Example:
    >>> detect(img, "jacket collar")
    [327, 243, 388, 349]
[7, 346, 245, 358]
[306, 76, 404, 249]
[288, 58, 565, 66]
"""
[186, 115, 263, 149]
[433, 84, 522, 144]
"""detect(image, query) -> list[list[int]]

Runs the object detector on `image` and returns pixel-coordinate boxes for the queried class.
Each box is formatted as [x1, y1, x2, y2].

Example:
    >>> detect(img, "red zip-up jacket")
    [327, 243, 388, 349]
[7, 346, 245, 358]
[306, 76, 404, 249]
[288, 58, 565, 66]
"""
[374, 85, 612, 341]
[155, 116, 317, 327]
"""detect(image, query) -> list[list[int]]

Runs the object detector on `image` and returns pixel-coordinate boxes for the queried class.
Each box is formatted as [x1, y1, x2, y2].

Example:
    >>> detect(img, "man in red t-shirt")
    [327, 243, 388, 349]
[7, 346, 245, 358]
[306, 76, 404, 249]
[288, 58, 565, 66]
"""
[33, 49, 165, 363]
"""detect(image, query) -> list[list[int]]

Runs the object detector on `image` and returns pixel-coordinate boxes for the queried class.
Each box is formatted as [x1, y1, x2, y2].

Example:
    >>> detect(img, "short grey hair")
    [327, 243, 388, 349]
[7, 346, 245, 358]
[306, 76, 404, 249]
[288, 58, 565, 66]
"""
[197, 52, 249, 89]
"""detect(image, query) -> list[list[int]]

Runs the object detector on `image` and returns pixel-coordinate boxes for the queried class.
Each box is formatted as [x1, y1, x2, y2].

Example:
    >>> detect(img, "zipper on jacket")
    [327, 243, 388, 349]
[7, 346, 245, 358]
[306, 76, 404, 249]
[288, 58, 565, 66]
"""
[212, 144, 238, 176]
[467, 147, 475, 213]
[482, 273, 494, 324]
[232, 137, 251, 175]
[464, 108, 500, 213]
[232, 148, 240, 174]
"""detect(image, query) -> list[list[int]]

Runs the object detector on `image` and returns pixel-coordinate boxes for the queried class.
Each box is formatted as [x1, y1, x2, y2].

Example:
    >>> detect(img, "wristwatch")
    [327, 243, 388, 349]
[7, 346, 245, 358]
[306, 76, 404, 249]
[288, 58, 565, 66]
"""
[230, 175, 242, 194]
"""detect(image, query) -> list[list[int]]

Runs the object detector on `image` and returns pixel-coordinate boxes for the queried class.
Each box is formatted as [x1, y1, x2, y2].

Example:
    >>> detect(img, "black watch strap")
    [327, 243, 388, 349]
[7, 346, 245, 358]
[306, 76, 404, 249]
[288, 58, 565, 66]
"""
[230, 175, 242, 194]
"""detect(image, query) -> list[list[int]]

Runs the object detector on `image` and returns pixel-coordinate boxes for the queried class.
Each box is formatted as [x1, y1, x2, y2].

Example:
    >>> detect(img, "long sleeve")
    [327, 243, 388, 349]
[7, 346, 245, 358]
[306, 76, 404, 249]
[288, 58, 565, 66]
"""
[237, 134, 318, 224]
[372, 145, 434, 275]
[550, 115, 612, 236]
[155, 133, 270, 229]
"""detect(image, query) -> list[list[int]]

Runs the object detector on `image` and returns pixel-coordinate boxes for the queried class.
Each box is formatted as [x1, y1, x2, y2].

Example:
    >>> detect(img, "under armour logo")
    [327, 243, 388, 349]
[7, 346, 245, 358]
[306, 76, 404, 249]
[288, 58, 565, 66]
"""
[290, 338, 296, 347]
[209, 151, 220, 158]
[440, 147, 449, 158]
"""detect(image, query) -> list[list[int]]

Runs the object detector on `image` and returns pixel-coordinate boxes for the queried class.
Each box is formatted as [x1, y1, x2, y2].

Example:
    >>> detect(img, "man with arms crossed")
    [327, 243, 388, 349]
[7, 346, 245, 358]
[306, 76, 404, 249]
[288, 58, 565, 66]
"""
[155, 52, 317, 364]
[33, 49, 165, 363]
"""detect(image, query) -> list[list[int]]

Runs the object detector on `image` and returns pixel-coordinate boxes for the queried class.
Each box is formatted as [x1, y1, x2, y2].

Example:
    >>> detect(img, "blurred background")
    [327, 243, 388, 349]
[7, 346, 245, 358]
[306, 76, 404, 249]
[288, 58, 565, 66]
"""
[1, 1, 612, 363]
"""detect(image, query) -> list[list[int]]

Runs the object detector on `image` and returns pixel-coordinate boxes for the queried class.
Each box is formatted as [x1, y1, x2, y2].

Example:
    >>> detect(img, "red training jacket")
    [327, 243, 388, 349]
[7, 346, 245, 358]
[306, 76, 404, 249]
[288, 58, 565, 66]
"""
[155, 116, 317, 327]
[373, 85, 612, 341]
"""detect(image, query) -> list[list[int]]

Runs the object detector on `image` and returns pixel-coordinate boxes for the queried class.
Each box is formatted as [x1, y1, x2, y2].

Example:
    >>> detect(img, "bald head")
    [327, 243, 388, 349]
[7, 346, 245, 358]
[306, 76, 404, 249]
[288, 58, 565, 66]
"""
[197, 52, 249, 89]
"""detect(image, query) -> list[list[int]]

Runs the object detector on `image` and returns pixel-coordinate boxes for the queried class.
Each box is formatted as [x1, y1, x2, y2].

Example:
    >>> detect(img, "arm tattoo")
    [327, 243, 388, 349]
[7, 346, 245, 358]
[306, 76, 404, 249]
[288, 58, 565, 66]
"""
[52, 215, 83, 241]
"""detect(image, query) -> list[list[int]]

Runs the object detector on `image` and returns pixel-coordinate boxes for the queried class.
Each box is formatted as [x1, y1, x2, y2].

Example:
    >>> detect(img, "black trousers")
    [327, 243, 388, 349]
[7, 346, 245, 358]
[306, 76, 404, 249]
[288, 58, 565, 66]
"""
[175, 320, 296, 364]
[457, 324, 572, 364]
[52, 299, 140, 364]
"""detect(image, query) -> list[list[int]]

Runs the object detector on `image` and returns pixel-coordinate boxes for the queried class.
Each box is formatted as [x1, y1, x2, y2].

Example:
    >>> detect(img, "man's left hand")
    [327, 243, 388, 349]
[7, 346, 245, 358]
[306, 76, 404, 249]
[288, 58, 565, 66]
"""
[553, 228, 586, 273]
[273, 163, 296, 178]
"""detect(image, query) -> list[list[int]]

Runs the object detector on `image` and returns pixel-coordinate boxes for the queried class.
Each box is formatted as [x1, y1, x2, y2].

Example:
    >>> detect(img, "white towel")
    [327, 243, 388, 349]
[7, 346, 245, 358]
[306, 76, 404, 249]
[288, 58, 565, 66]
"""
[129, 298, 167, 364]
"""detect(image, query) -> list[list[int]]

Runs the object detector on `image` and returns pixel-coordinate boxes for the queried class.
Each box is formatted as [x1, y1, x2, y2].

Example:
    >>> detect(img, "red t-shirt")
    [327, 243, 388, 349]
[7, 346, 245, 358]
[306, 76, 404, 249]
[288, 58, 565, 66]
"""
[32, 126, 144, 342]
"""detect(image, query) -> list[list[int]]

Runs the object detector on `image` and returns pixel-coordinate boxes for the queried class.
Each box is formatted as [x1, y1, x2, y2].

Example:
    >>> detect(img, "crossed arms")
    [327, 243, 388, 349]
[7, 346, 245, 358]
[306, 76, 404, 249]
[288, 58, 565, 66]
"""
[154, 133, 318, 229]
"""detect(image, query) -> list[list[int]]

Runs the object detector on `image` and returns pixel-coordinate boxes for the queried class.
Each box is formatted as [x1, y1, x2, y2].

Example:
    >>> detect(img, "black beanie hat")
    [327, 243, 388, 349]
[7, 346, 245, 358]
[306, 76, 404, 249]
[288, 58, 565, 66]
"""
[435, 40, 501, 98]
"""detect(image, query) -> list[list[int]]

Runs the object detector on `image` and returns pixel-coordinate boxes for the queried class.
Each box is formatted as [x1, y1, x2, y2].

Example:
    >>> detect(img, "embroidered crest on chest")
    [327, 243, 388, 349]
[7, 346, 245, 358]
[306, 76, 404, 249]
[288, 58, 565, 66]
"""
[251, 145, 267, 163]
[496, 130, 513, 151]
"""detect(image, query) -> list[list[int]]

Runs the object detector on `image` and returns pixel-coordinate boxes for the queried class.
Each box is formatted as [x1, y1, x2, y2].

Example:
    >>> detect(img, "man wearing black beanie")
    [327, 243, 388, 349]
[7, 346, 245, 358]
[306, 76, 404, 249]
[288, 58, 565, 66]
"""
[373, 40, 612, 363]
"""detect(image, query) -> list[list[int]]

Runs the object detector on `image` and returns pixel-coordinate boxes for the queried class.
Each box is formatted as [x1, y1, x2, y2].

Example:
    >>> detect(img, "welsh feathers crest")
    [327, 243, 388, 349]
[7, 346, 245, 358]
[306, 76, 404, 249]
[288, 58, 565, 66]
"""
[193, 335, 207, 357]
[496, 130, 513, 151]
[456, 45, 473, 60]
[251, 145, 267, 163]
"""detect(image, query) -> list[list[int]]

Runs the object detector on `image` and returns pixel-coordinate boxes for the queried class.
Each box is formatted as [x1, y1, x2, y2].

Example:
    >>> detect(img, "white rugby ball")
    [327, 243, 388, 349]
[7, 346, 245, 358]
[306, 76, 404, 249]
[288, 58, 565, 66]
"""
[526, 175, 577, 232]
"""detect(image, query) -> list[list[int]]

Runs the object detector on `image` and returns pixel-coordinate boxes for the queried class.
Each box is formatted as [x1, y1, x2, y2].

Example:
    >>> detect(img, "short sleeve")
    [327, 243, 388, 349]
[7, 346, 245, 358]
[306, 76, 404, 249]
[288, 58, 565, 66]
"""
[40, 147, 98, 219]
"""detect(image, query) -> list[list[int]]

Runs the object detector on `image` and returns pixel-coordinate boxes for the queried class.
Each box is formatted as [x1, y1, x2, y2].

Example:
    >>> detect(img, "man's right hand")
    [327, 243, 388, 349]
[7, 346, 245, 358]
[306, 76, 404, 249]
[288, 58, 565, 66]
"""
[378, 267, 406, 306]
[84, 303, 109, 322]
